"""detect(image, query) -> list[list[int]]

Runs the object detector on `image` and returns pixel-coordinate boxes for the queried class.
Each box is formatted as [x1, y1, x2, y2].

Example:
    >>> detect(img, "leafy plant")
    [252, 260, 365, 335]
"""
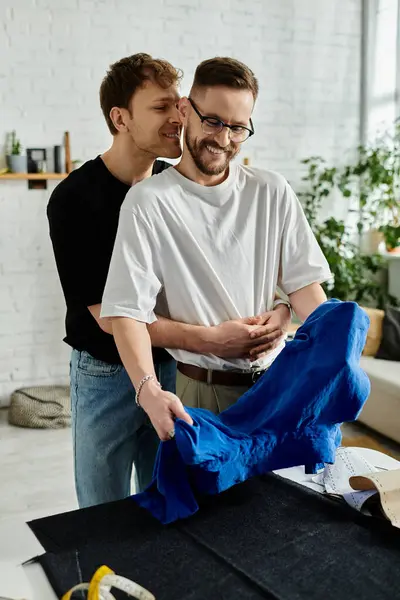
[337, 119, 400, 236]
[9, 130, 22, 155]
[379, 223, 400, 251]
[298, 157, 397, 308]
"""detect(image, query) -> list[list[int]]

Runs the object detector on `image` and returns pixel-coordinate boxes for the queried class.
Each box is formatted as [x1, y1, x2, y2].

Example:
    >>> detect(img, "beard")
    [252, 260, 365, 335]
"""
[185, 125, 239, 176]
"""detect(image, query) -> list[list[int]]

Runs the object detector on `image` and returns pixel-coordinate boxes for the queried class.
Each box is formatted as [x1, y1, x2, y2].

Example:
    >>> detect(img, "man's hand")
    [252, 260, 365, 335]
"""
[139, 380, 193, 441]
[247, 304, 291, 359]
[207, 305, 290, 360]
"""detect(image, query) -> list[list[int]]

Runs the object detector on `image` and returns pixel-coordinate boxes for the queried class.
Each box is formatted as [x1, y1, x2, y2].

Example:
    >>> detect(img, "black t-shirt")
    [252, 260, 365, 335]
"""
[47, 156, 171, 365]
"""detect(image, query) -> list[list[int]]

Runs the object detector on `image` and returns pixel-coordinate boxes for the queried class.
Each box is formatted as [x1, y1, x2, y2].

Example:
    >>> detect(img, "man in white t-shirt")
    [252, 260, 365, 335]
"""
[101, 57, 332, 442]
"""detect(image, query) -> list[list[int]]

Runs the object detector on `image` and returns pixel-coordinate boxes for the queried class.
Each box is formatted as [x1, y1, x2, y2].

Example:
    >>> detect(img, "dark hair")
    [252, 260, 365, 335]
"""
[100, 53, 183, 135]
[191, 57, 258, 100]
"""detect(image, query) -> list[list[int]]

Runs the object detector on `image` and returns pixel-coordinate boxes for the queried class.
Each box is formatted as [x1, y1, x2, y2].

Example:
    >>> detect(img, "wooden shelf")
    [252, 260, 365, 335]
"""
[0, 173, 68, 180]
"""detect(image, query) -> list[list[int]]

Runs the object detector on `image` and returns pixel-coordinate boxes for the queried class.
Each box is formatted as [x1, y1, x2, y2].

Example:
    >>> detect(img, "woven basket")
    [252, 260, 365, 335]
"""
[8, 385, 71, 429]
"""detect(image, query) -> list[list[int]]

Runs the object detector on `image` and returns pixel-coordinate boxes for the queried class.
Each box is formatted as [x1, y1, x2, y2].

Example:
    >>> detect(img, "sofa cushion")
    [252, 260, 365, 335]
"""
[359, 356, 400, 444]
[376, 306, 400, 361]
[361, 307, 384, 356]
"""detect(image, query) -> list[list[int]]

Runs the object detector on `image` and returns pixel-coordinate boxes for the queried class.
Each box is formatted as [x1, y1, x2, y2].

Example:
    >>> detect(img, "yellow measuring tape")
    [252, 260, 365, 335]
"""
[61, 564, 155, 600]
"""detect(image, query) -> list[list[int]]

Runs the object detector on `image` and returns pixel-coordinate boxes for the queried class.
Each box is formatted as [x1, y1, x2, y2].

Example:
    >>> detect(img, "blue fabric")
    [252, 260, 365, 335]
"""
[134, 299, 371, 523]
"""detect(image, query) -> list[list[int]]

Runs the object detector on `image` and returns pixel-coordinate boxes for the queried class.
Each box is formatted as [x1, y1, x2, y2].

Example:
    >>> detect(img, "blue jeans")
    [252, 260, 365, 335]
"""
[70, 349, 176, 508]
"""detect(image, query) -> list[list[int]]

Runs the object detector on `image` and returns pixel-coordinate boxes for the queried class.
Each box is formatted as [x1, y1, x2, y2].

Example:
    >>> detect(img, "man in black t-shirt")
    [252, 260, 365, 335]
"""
[48, 54, 185, 507]
[48, 53, 288, 508]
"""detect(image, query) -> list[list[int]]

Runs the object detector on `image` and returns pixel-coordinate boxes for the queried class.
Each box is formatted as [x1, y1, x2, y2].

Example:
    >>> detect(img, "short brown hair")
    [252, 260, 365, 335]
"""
[100, 53, 183, 135]
[191, 57, 258, 100]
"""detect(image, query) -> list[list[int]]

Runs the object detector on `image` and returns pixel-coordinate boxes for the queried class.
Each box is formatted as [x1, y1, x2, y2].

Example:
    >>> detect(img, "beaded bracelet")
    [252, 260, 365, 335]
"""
[135, 374, 160, 407]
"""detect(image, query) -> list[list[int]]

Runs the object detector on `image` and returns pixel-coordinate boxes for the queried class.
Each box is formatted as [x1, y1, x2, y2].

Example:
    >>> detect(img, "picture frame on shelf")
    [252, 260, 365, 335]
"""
[27, 148, 47, 174]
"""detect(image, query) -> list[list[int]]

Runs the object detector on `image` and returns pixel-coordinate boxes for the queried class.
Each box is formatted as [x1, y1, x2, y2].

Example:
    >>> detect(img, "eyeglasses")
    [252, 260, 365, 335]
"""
[188, 98, 254, 143]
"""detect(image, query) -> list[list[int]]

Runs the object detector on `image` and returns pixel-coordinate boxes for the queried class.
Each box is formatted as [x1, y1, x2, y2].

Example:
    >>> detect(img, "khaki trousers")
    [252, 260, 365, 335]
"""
[176, 370, 251, 414]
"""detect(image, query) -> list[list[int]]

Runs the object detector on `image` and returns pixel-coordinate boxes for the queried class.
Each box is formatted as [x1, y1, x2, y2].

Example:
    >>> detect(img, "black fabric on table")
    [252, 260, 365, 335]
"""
[29, 474, 400, 600]
[29, 495, 161, 553]
[39, 530, 269, 600]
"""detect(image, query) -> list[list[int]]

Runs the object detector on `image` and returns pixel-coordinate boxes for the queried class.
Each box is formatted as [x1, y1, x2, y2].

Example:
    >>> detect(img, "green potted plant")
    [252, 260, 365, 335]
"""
[6, 131, 27, 173]
[338, 119, 400, 254]
[72, 159, 83, 171]
[298, 156, 397, 308]
[379, 223, 400, 253]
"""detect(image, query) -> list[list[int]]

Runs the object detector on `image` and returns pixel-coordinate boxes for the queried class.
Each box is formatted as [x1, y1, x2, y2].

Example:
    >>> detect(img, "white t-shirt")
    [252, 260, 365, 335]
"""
[101, 165, 332, 371]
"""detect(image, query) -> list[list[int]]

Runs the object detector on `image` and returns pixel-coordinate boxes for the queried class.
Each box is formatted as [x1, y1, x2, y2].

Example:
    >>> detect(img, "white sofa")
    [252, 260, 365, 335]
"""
[353, 307, 400, 444]
[359, 356, 400, 444]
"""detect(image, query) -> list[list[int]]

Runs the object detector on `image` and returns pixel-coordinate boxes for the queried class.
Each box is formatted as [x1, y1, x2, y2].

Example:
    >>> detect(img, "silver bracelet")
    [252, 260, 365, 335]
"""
[135, 374, 160, 407]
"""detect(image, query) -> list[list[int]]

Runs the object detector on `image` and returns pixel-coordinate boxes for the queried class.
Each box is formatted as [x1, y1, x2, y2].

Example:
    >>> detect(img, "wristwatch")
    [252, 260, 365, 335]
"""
[273, 298, 292, 315]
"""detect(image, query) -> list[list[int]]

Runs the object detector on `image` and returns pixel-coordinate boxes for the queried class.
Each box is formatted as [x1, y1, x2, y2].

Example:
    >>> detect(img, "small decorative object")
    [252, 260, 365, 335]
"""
[37, 159, 47, 173]
[72, 159, 83, 170]
[64, 130, 72, 173]
[54, 145, 62, 173]
[6, 130, 27, 173]
[27, 148, 47, 173]
[379, 224, 400, 254]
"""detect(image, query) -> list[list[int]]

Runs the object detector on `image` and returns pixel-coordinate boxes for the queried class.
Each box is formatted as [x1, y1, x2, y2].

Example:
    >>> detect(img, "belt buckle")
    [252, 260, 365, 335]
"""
[251, 369, 263, 384]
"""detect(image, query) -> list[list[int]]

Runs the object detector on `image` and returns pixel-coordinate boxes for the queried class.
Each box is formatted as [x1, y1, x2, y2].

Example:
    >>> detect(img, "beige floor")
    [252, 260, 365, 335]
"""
[1, 408, 399, 524]
[0, 408, 77, 523]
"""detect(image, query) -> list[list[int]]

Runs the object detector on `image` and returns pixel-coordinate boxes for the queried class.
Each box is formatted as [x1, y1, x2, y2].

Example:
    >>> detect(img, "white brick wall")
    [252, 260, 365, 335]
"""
[0, 0, 362, 406]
